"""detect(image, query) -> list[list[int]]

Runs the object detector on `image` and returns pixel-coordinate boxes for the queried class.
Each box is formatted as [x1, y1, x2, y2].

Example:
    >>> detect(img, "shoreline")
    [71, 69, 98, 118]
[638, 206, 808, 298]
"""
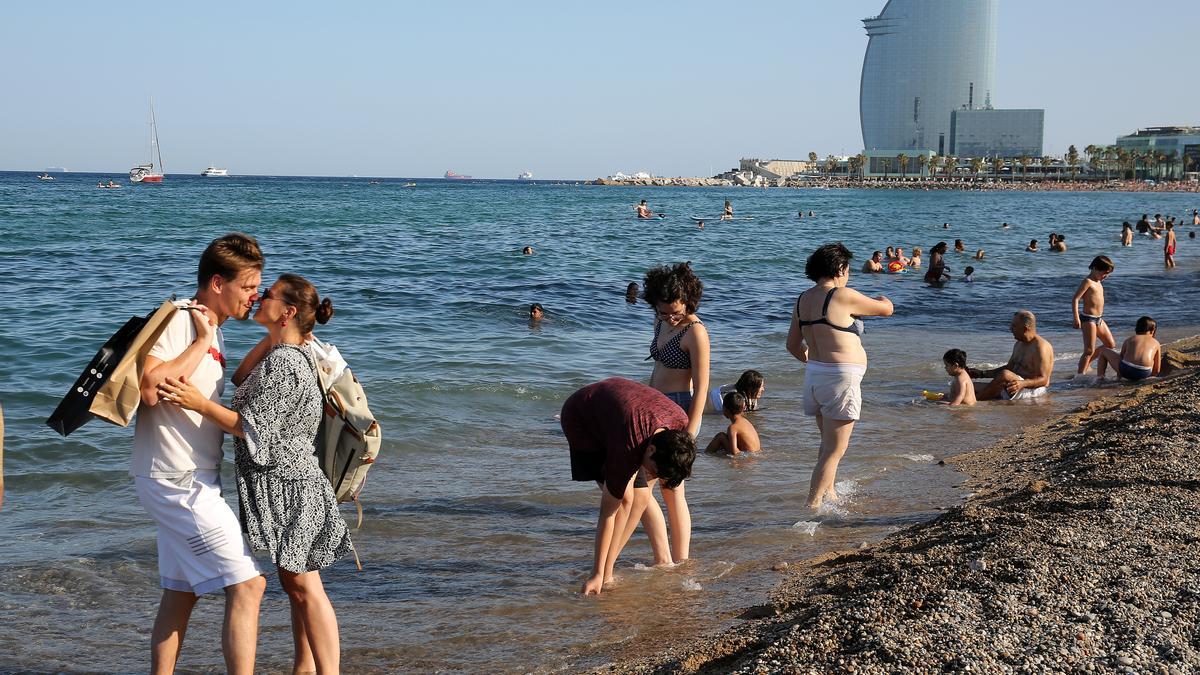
[604, 336, 1200, 673]
[592, 177, 1200, 193]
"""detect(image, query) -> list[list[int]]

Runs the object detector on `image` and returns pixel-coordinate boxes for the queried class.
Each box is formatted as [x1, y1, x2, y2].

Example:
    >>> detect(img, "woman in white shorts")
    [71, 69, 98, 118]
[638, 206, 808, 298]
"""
[786, 243, 894, 509]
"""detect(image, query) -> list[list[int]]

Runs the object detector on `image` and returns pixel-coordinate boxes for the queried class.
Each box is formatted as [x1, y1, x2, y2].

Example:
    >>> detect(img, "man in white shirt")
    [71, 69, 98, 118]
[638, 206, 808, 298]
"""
[134, 233, 265, 674]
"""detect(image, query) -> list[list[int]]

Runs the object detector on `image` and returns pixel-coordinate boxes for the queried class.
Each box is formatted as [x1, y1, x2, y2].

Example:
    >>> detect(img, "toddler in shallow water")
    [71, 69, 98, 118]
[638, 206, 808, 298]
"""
[704, 392, 761, 455]
[940, 349, 976, 406]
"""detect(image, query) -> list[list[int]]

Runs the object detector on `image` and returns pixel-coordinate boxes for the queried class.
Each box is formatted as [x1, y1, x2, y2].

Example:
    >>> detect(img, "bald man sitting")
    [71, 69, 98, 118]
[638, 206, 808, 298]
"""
[967, 310, 1055, 401]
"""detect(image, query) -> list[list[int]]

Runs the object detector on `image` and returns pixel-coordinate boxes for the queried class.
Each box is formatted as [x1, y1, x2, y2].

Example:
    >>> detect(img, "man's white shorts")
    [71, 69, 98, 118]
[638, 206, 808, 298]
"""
[135, 469, 263, 595]
[803, 361, 867, 421]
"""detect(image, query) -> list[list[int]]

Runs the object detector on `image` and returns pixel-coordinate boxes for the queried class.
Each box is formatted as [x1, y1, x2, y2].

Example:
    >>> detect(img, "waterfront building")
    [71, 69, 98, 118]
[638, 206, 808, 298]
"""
[950, 108, 1044, 158]
[738, 158, 817, 179]
[1115, 126, 1200, 179]
[860, 0, 998, 155]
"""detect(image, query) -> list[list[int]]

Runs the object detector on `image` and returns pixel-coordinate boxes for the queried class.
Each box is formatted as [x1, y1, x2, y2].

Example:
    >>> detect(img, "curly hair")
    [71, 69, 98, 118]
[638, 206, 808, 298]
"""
[642, 262, 703, 314]
[649, 429, 696, 489]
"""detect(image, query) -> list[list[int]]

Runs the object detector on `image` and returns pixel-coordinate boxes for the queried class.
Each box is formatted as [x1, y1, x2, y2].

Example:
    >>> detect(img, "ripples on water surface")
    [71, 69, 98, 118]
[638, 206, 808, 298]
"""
[1, 172, 1197, 671]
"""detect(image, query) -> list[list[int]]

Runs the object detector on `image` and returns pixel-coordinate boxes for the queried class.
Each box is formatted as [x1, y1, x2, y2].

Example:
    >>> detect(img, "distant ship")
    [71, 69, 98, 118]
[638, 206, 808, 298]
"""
[200, 166, 229, 177]
[517, 171, 533, 180]
[444, 170, 472, 179]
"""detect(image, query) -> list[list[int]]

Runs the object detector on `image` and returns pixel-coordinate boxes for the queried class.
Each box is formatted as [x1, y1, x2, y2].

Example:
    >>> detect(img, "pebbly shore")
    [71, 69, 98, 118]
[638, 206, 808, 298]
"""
[591, 177, 1200, 193]
[605, 337, 1200, 674]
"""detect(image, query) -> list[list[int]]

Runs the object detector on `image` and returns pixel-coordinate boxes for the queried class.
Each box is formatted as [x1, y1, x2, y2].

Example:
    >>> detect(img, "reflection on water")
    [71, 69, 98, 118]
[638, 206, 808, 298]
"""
[0, 174, 1197, 671]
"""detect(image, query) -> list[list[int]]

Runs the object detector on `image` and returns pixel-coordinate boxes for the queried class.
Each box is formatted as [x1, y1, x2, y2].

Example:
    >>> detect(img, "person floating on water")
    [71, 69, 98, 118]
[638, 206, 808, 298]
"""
[625, 282, 639, 304]
[559, 377, 696, 596]
[1091, 316, 1161, 381]
[721, 200, 733, 221]
[1072, 256, 1116, 375]
[968, 310, 1055, 400]
[704, 392, 760, 456]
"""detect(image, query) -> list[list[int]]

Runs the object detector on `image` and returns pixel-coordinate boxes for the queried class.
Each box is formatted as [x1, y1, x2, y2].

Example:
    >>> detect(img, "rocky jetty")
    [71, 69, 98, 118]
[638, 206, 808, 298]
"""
[606, 338, 1200, 673]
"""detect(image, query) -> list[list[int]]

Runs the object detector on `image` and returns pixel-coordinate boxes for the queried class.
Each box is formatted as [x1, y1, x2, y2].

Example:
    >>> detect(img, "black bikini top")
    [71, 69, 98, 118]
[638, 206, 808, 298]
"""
[796, 288, 864, 336]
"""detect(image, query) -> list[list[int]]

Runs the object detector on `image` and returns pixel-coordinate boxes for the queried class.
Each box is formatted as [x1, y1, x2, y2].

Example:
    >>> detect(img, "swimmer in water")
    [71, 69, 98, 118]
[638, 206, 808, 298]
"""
[529, 303, 544, 323]
[625, 282, 639, 304]
[522, 246, 534, 255]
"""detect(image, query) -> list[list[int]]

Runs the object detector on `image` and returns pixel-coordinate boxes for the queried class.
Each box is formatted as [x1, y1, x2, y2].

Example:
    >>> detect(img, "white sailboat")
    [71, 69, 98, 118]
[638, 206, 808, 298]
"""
[130, 98, 164, 183]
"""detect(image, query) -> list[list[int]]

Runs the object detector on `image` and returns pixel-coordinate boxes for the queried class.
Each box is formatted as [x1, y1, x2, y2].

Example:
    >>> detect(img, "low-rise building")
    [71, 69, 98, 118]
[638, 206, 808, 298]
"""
[1115, 126, 1200, 179]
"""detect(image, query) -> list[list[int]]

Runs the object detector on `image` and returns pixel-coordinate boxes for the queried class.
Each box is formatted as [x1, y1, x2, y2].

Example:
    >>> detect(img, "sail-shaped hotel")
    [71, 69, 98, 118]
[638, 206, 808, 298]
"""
[860, 0, 1041, 164]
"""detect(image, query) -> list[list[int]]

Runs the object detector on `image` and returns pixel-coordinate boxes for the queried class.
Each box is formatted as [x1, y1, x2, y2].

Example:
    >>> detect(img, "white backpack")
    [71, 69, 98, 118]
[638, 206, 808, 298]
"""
[308, 339, 382, 530]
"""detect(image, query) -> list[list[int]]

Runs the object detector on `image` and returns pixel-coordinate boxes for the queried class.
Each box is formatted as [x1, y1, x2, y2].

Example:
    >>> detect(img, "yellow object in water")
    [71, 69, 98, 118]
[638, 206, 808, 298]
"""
[922, 390, 945, 401]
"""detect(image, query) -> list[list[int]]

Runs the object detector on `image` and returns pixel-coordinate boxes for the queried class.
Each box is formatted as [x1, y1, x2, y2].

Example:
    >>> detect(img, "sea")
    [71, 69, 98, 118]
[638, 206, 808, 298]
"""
[1, 171, 1197, 672]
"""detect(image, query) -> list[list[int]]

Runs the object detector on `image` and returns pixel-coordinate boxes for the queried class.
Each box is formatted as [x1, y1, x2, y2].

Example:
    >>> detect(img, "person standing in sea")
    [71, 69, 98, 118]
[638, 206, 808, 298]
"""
[786, 243, 893, 509]
[924, 241, 951, 284]
[560, 378, 696, 595]
[159, 274, 353, 674]
[641, 262, 709, 564]
[133, 233, 266, 675]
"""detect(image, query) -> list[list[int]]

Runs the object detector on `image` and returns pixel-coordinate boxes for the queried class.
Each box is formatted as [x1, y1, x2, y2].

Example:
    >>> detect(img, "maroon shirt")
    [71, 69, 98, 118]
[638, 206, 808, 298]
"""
[560, 377, 689, 499]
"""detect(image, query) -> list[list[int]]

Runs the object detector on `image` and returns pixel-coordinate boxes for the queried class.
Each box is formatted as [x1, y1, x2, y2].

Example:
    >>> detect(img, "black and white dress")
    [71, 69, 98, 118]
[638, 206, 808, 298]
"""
[232, 344, 353, 573]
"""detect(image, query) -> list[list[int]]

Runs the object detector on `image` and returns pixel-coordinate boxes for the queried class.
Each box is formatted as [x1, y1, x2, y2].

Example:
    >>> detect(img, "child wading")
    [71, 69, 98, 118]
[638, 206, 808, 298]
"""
[1072, 256, 1116, 375]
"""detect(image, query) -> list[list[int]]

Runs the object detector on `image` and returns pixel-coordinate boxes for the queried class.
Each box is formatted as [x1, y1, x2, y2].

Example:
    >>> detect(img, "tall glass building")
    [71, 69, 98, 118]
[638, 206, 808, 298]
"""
[860, 0, 999, 155]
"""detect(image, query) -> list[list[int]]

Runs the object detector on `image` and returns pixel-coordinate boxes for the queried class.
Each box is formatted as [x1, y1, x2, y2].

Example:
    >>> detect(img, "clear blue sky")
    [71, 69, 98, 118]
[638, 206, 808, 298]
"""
[3, 1, 1195, 178]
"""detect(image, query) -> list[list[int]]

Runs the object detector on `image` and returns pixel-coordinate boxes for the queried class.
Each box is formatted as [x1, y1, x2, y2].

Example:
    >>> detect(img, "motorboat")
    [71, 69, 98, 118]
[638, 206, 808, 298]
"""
[200, 167, 228, 177]
[37, 173, 54, 180]
[517, 171, 533, 180]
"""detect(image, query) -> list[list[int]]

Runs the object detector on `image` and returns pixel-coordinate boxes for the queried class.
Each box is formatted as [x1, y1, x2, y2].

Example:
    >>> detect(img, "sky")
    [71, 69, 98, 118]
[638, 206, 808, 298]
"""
[2, 1, 1196, 179]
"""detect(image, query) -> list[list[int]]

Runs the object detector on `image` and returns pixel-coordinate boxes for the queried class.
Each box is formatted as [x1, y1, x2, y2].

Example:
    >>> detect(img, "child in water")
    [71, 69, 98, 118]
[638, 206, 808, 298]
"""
[1091, 316, 1161, 381]
[941, 349, 976, 406]
[704, 392, 761, 455]
[706, 369, 765, 413]
[962, 266, 975, 282]
[1072, 256, 1116, 374]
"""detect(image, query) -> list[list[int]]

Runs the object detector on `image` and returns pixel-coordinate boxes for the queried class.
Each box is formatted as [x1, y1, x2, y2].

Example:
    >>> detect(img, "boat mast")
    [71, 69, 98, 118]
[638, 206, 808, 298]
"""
[150, 98, 164, 174]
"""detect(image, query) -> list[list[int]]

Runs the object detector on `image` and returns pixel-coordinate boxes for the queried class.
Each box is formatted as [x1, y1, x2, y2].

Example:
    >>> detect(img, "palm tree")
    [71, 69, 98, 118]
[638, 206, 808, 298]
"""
[825, 155, 839, 180]
[970, 157, 985, 181]
[1040, 155, 1054, 180]
[1116, 147, 1132, 179]
[808, 151, 819, 177]
[896, 153, 909, 180]
[917, 153, 929, 179]
[848, 155, 861, 182]
[1066, 145, 1080, 181]
[856, 153, 868, 181]
[1018, 155, 1033, 182]
[1165, 150, 1179, 180]
[927, 154, 941, 180]
[992, 156, 1005, 181]
[945, 156, 958, 181]
[880, 157, 891, 180]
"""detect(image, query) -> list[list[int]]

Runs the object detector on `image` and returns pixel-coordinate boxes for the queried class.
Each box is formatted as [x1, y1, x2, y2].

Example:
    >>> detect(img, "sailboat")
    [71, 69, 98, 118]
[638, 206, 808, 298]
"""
[130, 98, 164, 183]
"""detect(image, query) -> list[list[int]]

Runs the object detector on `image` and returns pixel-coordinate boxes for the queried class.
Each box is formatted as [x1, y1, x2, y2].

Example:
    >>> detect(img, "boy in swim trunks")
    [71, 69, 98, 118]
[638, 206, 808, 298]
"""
[1165, 222, 1177, 269]
[704, 392, 761, 455]
[1092, 316, 1161, 381]
[134, 234, 266, 674]
[560, 378, 696, 595]
[1072, 256, 1116, 374]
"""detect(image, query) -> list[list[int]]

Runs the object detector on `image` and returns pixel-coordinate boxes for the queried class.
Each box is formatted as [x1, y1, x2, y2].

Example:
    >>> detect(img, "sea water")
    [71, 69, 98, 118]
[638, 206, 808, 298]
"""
[1, 172, 1197, 671]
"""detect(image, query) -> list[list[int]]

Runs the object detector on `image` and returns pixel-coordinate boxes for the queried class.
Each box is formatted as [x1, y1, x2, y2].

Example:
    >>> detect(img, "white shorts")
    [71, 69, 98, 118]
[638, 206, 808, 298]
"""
[803, 361, 867, 421]
[135, 469, 263, 595]
[1000, 379, 1049, 400]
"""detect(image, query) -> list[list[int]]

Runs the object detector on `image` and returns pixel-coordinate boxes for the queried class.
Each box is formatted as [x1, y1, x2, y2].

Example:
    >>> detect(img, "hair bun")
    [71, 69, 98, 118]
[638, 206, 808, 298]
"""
[316, 297, 335, 325]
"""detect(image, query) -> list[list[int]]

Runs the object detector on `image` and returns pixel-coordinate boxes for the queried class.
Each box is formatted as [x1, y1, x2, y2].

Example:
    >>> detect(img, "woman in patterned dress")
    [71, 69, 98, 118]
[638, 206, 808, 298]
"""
[159, 273, 351, 674]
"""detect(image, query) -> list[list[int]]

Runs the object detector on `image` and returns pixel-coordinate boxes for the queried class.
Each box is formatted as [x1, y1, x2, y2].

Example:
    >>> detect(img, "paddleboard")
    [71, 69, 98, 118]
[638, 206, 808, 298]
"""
[636, 214, 667, 220]
[689, 215, 753, 222]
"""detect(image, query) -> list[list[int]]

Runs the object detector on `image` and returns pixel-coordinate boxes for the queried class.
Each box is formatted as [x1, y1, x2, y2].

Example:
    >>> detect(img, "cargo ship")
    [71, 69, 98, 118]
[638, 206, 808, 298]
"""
[444, 170, 472, 179]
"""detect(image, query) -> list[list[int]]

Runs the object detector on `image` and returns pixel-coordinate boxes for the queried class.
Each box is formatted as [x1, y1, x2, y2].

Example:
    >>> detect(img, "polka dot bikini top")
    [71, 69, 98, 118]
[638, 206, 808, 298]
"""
[647, 319, 700, 370]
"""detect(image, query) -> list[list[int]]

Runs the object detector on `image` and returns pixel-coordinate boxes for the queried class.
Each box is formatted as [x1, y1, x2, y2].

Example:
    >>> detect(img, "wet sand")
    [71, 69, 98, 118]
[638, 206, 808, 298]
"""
[607, 336, 1200, 673]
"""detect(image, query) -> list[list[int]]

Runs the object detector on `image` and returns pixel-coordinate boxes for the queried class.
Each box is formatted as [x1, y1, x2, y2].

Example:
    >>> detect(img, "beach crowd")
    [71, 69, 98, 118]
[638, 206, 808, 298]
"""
[29, 195, 1189, 672]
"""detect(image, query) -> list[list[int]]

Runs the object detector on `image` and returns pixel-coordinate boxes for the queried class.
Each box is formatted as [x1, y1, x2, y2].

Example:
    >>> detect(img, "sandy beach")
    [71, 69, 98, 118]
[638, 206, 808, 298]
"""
[608, 337, 1200, 674]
